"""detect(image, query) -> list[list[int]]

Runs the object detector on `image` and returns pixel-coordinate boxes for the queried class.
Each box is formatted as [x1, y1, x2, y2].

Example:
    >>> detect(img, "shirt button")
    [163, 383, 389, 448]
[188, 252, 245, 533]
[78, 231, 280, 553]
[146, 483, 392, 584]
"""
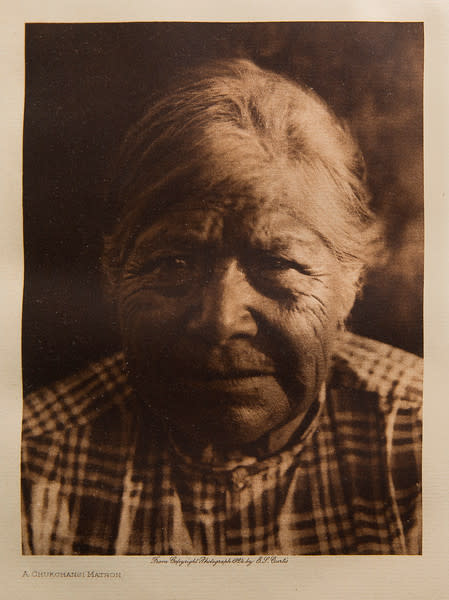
[232, 467, 248, 491]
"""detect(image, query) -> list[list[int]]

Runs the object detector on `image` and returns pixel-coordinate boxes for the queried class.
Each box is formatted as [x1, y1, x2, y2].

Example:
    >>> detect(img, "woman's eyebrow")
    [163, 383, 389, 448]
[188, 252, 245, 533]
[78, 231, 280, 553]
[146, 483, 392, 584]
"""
[249, 231, 322, 252]
[133, 227, 221, 253]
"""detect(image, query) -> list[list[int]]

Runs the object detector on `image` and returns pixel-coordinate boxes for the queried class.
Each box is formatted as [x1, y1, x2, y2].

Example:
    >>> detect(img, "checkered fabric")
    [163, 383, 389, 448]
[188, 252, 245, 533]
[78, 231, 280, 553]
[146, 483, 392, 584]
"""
[21, 331, 422, 555]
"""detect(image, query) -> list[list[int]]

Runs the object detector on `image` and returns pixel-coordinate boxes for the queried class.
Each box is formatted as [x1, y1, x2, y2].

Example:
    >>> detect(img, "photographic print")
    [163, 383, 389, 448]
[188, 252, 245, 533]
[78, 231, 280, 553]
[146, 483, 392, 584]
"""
[21, 22, 423, 556]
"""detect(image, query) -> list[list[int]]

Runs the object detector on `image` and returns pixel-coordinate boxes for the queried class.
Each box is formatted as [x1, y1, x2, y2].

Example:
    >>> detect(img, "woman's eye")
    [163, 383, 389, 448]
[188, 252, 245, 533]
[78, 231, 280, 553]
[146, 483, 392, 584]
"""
[261, 256, 291, 271]
[259, 255, 308, 274]
[132, 255, 199, 295]
[159, 256, 189, 272]
[251, 254, 314, 288]
[150, 256, 191, 277]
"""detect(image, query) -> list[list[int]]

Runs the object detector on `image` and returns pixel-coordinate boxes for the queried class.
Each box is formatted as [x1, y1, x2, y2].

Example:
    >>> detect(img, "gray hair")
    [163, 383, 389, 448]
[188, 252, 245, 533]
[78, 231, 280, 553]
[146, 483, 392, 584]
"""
[103, 58, 381, 309]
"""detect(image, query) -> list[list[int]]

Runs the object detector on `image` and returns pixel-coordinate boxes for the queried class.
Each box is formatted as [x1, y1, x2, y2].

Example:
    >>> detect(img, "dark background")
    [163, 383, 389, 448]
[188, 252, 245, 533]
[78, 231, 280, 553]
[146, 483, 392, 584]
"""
[22, 22, 424, 394]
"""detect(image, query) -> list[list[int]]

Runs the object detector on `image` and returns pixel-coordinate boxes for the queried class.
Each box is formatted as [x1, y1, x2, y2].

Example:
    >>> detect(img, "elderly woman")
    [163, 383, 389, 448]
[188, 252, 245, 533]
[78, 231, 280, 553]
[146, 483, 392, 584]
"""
[21, 59, 422, 555]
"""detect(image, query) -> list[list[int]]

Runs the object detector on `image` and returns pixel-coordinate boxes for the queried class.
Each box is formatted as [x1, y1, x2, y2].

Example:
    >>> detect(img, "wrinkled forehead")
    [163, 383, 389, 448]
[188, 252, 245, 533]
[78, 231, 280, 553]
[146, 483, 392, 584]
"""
[130, 195, 328, 257]
[115, 149, 352, 273]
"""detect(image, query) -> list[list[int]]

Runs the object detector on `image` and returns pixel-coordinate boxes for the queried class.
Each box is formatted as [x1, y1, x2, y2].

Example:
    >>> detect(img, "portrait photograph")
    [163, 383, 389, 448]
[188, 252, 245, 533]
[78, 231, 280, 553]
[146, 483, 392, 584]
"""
[20, 21, 424, 557]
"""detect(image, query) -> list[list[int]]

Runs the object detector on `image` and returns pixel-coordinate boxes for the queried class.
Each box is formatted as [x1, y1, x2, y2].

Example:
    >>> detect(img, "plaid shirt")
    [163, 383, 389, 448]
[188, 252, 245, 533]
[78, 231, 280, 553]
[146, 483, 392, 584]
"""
[21, 331, 422, 555]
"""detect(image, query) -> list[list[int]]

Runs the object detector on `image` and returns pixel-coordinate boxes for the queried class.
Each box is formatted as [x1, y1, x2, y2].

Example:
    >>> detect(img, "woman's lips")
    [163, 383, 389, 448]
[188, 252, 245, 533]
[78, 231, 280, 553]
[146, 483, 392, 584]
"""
[200, 369, 276, 381]
[180, 371, 277, 395]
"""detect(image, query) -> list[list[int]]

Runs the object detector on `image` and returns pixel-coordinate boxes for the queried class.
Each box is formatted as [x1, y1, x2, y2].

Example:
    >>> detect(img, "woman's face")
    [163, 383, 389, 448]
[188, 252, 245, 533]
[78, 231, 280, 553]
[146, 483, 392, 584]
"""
[118, 194, 348, 449]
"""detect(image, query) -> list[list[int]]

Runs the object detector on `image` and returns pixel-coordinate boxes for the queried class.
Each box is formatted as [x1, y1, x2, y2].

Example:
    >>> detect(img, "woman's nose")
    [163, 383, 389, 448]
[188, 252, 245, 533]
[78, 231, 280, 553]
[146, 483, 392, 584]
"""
[186, 258, 259, 344]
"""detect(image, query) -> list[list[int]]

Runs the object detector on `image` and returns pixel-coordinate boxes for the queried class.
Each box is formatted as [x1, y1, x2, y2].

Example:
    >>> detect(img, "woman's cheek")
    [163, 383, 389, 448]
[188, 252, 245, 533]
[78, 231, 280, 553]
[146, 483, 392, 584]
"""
[118, 286, 183, 348]
[276, 292, 337, 364]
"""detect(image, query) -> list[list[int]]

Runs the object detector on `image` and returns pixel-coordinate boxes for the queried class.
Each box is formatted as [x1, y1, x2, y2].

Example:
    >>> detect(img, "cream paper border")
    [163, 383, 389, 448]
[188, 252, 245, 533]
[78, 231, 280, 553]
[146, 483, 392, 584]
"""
[1, 2, 448, 599]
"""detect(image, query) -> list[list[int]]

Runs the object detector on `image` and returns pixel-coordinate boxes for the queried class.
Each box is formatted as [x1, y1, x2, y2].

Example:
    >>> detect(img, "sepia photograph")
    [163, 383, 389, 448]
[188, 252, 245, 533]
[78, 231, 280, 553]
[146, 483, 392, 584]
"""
[21, 21, 423, 556]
